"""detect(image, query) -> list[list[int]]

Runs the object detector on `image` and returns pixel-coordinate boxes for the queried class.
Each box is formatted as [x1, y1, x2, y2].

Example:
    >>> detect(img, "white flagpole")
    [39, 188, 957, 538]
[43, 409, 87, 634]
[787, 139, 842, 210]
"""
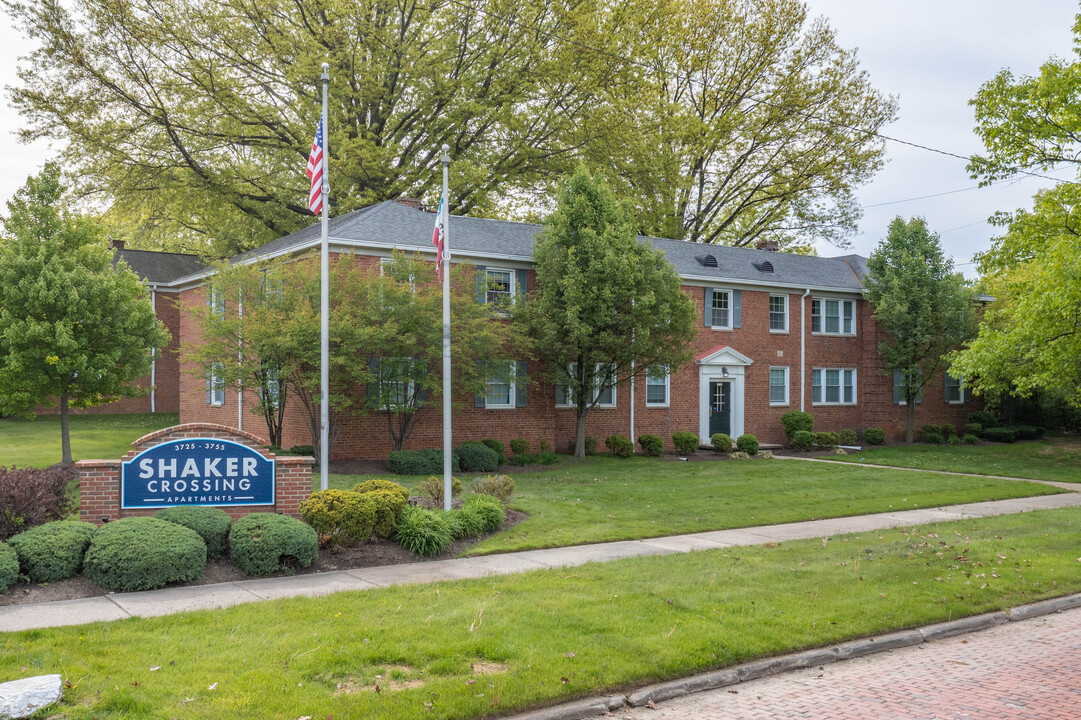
[441, 144, 452, 511]
[319, 63, 330, 491]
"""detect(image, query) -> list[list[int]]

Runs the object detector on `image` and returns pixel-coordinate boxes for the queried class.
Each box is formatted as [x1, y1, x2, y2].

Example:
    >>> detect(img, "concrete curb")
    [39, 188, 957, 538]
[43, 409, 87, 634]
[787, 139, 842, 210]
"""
[501, 593, 1081, 720]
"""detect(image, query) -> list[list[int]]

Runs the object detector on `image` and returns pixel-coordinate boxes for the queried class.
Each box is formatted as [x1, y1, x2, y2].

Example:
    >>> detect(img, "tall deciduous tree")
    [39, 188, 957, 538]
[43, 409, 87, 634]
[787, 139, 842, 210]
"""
[0, 163, 170, 464]
[6, 0, 894, 254]
[864, 217, 976, 443]
[517, 168, 697, 458]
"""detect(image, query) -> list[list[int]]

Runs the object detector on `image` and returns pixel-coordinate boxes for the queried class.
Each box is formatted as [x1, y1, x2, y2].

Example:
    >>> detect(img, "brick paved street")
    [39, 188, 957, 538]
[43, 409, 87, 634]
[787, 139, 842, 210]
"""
[618, 607, 1081, 719]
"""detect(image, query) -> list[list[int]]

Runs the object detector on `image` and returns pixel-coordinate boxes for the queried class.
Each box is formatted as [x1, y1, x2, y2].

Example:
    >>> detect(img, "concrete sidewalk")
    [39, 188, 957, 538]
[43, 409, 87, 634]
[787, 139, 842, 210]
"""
[3, 491, 1081, 632]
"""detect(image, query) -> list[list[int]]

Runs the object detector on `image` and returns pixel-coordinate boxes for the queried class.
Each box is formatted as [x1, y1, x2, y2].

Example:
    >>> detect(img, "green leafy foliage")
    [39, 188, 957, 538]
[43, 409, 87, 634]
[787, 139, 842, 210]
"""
[736, 434, 759, 455]
[0, 164, 169, 463]
[923, 431, 944, 445]
[585, 437, 598, 456]
[7, 520, 97, 583]
[814, 432, 840, 449]
[964, 422, 983, 437]
[352, 479, 410, 503]
[863, 428, 886, 445]
[84, 517, 206, 591]
[536, 452, 559, 465]
[154, 507, 232, 559]
[456, 442, 500, 473]
[395, 507, 454, 557]
[963, 434, 980, 445]
[949, 435, 962, 446]
[471, 475, 515, 504]
[781, 411, 813, 442]
[605, 434, 634, 458]
[298, 490, 377, 547]
[387, 449, 459, 476]
[672, 431, 700, 455]
[983, 427, 1018, 443]
[865, 217, 976, 442]
[353, 480, 411, 536]
[481, 439, 506, 465]
[462, 494, 505, 534]
[229, 513, 317, 577]
[0, 464, 77, 540]
[940, 423, 957, 438]
[509, 439, 530, 458]
[1015, 425, 1046, 440]
[968, 411, 1000, 429]
[637, 434, 663, 457]
[0, 543, 18, 592]
[710, 433, 732, 453]
[791, 430, 816, 451]
[837, 429, 858, 445]
[417, 477, 462, 508]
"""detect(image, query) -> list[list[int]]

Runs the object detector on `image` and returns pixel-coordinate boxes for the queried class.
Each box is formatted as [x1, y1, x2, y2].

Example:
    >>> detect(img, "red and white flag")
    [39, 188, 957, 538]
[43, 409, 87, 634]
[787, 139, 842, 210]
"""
[432, 193, 445, 281]
[306, 115, 325, 215]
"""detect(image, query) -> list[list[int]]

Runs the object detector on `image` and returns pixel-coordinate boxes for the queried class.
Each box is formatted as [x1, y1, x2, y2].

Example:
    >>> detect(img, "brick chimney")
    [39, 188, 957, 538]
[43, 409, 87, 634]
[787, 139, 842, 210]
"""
[394, 197, 428, 212]
[109, 239, 126, 251]
[756, 239, 780, 252]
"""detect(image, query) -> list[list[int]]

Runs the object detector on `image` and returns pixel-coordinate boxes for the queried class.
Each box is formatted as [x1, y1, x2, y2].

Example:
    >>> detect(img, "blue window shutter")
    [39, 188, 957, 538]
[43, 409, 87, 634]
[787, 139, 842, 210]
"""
[206, 369, 212, 404]
[733, 290, 742, 328]
[893, 370, 902, 404]
[417, 386, 428, 403]
[367, 358, 381, 406]
[704, 288, 712, 327]
[516, 269, 527, 302]
[516, 361, 527, 407]
[475, 266, 487, 303]
[475, 360, 486, 407]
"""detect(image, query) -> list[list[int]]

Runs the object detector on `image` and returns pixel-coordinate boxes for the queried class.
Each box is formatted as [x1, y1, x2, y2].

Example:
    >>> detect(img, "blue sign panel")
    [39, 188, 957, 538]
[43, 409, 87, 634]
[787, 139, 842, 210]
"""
[122, 438, 275, 509]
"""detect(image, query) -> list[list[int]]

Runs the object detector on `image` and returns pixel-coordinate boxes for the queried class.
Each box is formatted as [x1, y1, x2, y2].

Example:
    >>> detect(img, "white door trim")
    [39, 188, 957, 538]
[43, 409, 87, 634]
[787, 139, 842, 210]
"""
[696, 345, 753, 444]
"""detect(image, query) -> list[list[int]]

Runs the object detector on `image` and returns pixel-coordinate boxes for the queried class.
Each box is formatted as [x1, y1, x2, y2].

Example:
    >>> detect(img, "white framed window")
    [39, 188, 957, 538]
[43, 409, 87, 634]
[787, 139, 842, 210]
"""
[207, 363, 225, 406]
[709, 289, 731, 328]
[811, 298, 855, 335]
[893, 370, 923, 405]
[380, 256, 416, 291]
[645, 367, 669, 407]
[944, 373, 965, 404]
[769, 366, 789, 406]
[209, 285, 225, 317]
[555, 364, 616, 408]
[812, 367, 856, 405]
[769, 295, 788, 332]
[261, 361, 282, 409]
[379, 357, 417, 407]
[485, 268, 514, 306]
[479, 360, 525, 409]
[261, 271, 283, 304]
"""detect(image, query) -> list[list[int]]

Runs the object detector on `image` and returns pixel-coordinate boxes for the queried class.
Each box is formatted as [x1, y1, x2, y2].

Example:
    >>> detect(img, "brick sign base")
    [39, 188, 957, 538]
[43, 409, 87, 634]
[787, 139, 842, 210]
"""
[77, 423, 312, 525]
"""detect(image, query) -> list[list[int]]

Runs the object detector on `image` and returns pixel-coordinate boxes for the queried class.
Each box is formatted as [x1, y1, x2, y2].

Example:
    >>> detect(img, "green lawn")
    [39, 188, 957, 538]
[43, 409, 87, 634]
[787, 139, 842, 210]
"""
[830, 437, 1081, 484]
[0, 413, 179, 467]
[6, 506, 1081, 720]
[330, 455, 1065, 554]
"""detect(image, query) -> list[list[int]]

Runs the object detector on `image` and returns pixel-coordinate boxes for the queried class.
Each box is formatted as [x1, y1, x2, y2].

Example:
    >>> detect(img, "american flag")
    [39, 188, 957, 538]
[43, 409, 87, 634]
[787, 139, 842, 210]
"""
[306, 115, 325, 215]
[432, 192, 445, 282]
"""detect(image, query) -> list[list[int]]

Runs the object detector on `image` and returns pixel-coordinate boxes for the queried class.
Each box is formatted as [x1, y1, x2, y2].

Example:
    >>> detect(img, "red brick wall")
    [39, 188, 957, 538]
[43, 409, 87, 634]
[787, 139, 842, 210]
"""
[76, 422, 312, 524]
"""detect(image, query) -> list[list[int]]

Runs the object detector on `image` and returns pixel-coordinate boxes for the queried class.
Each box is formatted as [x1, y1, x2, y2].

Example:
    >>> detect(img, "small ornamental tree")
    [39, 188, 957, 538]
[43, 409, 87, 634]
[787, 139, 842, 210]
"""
[0, 164, 169, 464]
[864, 217, 975, 442]
[517, 169, 697, 458]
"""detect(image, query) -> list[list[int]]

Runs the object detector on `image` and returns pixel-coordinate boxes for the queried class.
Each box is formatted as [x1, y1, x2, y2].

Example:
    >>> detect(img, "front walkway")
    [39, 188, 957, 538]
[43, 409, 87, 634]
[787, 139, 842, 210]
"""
[3, 491, 1080, 632]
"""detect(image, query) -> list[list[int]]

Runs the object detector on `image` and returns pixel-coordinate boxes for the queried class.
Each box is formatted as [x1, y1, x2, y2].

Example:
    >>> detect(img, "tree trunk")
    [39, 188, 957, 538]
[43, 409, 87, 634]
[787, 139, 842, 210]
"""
[905, 401, 916, 443]
[574, 403, 588, 459]
[59, 390, 73, 465]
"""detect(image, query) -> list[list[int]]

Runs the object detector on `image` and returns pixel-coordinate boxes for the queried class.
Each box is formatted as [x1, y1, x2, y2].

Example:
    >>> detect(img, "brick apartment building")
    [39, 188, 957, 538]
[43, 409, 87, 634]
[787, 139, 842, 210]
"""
[122, 199, 978, 457]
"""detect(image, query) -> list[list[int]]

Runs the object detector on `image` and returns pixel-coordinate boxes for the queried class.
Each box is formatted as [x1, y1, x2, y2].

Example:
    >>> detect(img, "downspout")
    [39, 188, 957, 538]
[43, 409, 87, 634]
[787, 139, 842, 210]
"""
[629, 360, 635, 443]
[800, 288, 811, 412]
[149, 286, 156, 413]
[237, 297, 243, 432]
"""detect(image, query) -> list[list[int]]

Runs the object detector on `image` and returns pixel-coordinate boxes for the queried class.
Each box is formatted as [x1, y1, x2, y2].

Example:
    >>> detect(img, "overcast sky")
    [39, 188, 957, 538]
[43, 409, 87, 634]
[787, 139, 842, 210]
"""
[0, 1, 1077, 276]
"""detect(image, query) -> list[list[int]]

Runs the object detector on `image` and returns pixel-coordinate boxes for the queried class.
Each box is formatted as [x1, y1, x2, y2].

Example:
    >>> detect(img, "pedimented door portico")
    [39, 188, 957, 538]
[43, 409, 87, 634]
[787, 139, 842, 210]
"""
[696, 345, 753, 445]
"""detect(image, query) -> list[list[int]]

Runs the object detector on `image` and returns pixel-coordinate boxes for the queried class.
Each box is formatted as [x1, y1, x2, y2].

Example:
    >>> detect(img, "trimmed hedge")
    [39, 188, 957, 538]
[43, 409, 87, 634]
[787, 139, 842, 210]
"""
[353, 479, 410, 503]
[964, 422, 983, 437]
[983, 426, 1018, 443]
[781, 411, 813, 443]
[230, 513, 318, 577]
[481, 438, 507, 465]
[967, 410, 999, 429]
[923, 431, 944, 445]
[814, 431, 839, 449]
[605, 434, 634, 458]
[0, 543, 18, 592]
[457, 442, 500, 472]
[354, 479, 411, 538]
[299, 489, 377, 546]
[672, 431, 699, 455]
[8, 521, 97, 583]
[637, 434, 663, 457]
[711, 433, 732, 453]
[791, 430, 815, 452]
[863, 428, 886, 445]
[84, 517, 207, 592]
[396, 507, 454, 556]
[387, 449, 460, 475]
[155, 506, 232, 559]
[838, 429, 858, 446]
[1015, 425, 1046, 440]
[736, 434, 759, 455]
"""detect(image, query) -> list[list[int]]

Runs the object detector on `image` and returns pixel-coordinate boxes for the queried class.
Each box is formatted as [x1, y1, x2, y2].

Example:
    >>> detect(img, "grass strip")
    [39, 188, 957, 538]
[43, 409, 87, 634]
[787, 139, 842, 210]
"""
[334, 455, 1063, 554]
[5, 506, 1081, 719]
[0, 414, 179, 468]
[828, 438, 1081, 484]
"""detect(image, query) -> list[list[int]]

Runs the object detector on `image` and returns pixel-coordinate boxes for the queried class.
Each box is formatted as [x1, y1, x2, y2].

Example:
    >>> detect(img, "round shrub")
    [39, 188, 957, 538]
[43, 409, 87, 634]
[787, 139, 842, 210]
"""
[387, 449, 460, 475]
[396, 507, 454, 556]
[968, 410, 999, 429]
[962, 433, 980, 445]
[863, 428, 886, 445]
[605, 434, 634, 458]
[837, 429, 858, 446]
[736, 434, 759, 455]
[791, 430, 816, 452]
[472, 475, 515, 503]
[299, 489, 376, 546]
[457, 442, 500, 472]
[230, 513, 318, 577]
[814, 431, 839, 449]
[0, 543, 19, 592]
[781, 411, 813, 443]
[84, 517, 206, 592]
[711, 433, 732, 453]
[948, 435, 962, 446]
[463, 494, 505, 534]
[154, 507, 232, 559]
[983, 426, 1018, 443]
[672, 431, 699, 455]
[964, 422, 983, 437]
[940, 423, 957, 438]
[365, 489, 410, 539]
[354, 478, 411, 503]
[509, 438, 530, 458]
[637, 434, 663, 457]
[481, 438, 507, 465]
[8, 520, 97, 583]
[418, 476, 463, 507]
[923, 431, 944, 445]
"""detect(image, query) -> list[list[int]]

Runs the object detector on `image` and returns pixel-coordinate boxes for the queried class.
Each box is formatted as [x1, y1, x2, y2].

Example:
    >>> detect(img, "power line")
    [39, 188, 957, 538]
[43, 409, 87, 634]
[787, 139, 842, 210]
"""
[444, 0, 1077, 188]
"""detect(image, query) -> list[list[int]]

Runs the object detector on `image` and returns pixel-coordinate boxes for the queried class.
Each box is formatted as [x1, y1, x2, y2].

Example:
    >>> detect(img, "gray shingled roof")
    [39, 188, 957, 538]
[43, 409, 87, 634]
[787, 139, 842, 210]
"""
[115, 248, 211, 284]
[219, 199, 868, 292]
